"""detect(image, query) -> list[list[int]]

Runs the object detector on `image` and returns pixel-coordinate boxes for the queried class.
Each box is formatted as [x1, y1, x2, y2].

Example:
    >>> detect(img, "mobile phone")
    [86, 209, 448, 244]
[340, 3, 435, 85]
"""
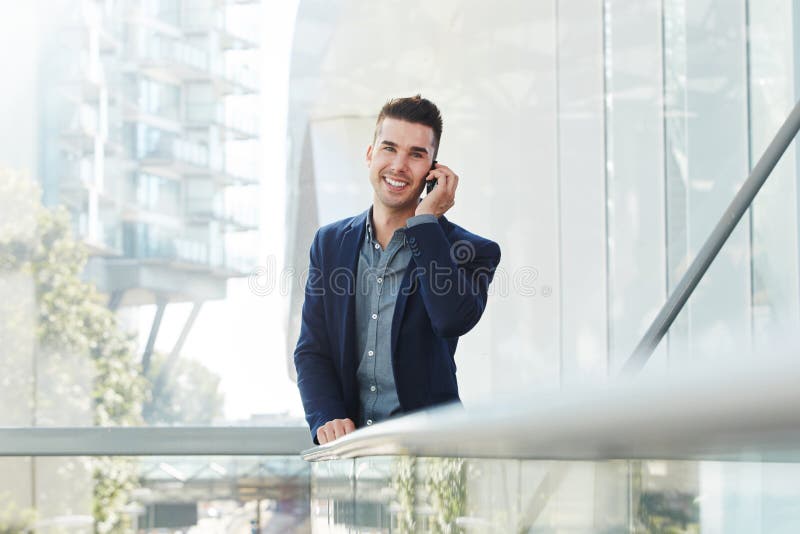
[426, 160, 438, 195]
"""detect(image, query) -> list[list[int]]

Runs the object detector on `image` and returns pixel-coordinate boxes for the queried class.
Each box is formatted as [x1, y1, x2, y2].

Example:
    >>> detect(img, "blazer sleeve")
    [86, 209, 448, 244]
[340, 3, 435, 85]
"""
[293, 229, 348, 444]
[404, 222, 501, 338]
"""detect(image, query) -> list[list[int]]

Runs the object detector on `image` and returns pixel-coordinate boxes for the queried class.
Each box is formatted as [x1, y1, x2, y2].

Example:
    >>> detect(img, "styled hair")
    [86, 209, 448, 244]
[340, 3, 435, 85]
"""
[374, 94, 443, 158]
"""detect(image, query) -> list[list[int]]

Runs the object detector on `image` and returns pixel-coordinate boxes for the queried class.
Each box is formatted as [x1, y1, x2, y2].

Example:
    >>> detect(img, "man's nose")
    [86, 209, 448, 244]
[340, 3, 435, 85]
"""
[390, 152, 410, 172]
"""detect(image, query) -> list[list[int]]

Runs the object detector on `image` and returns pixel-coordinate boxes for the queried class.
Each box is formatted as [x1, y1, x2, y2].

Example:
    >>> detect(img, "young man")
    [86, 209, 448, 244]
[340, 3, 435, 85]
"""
[294, 95, 501, 445]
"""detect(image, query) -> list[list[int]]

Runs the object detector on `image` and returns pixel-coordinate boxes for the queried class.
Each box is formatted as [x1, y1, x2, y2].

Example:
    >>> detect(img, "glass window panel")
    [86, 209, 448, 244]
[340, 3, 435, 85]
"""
[748, 0, 800, 348]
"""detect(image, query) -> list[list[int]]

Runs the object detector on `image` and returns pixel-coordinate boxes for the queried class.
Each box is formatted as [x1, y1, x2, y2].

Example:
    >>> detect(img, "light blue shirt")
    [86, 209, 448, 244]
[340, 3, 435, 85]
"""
[354, 208, 437, 426]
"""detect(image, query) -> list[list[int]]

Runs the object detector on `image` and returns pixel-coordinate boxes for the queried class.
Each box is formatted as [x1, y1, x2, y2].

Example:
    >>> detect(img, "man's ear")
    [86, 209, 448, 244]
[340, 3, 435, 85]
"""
[365, 144, 373, 166]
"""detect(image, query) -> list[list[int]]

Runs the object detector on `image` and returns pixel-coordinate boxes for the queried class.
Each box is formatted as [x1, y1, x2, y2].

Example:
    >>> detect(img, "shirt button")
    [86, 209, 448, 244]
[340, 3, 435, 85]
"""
[366, 419, 373, 425]
[372, 314, 377, 320]
[370, 385, 376, 392]
[374, 243, 380, 249]
[376, 277, 383, 283]
[368, 350, 374, 356]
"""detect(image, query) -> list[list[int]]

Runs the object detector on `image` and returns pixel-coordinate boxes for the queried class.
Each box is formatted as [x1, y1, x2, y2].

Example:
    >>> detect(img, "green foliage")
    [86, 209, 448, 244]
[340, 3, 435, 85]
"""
[0, 493, 36, 534]
[425, 458, 466, 534]
[143, 351, 225, 425]
[637, 491, 700, 533]
[391, 456, 417, 533]
[92, 457, 140, 534]
[1, 171, 146, 533]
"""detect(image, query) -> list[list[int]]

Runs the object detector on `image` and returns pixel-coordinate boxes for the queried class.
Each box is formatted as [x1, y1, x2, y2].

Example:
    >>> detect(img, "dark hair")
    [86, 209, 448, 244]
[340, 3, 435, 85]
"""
[374, 94, 443, 158]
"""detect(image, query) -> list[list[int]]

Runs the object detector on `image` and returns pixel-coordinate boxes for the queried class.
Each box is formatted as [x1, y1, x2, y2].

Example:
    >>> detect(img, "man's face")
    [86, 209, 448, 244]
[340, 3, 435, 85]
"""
[366, 117, 436, 213]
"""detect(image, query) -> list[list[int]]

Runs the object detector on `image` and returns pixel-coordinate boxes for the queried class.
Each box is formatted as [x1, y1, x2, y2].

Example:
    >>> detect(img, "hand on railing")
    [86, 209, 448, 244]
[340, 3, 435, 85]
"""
[317, 418, 356, 445]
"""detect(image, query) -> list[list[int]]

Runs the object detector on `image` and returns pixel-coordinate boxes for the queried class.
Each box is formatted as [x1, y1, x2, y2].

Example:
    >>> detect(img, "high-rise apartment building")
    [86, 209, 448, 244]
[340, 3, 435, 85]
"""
[43, 0, 261, 333]
[0, 1, 263, 523]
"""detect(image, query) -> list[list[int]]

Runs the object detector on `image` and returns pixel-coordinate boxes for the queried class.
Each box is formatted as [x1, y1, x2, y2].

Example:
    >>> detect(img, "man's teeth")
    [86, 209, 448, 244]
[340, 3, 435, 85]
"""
[385, 177, 407, 188]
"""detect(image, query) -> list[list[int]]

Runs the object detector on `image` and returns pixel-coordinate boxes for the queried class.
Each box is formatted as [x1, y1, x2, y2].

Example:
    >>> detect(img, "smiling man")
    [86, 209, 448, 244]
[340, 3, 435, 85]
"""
[294, 95, 501, 445]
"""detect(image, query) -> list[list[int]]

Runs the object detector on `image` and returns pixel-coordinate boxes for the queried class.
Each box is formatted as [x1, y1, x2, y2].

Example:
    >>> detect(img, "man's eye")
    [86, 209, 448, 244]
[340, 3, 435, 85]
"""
[383, 146, 395, 152]
[411, 153, 424, 158]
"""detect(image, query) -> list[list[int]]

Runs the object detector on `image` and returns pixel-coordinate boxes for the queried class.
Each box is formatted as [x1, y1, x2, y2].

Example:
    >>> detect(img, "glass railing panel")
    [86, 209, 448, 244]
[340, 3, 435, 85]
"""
[0, 455, 311, 533]
[310, 457, 800, 533]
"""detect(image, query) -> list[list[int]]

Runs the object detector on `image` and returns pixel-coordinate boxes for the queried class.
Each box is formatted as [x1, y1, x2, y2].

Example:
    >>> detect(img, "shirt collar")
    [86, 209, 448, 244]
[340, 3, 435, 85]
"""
[366, 206, 376, 243]
[366, 206, 407, 247]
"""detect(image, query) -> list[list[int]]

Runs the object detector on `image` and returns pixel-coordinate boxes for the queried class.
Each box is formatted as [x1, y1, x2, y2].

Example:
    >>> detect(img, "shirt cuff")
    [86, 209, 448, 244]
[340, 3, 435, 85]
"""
[406, 214, 438, 228]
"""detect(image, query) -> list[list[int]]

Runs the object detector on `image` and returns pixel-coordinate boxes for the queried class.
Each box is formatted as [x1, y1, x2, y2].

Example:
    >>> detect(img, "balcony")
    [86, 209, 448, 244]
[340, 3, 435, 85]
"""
[132, 34, 257, 96]
[60, 157, 95, 193]
[185, 103, 259, 140]
[136, 35, 209, 80]
[72, 213, 123, 256]
[123, 105, 183, 136]
[120, 223, 254, 276]
[182, 9, 260, 50]
[189, 60, 259, 96]
[125, 172, 182, 218]
[137, 137, 214, 176]
[186, 197, 259, 232]
[60, 104, 101, 153]
[216, 63, 259, 95]
[130, 127, 257, 184]
[216, 251, 258, 276]
[213, 167, 260, 186]
[123, 224, 207, 268]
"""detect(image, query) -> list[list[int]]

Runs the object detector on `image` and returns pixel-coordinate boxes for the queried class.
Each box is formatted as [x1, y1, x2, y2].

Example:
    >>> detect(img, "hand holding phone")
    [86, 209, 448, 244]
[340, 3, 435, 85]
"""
[416, 161, 458, 219]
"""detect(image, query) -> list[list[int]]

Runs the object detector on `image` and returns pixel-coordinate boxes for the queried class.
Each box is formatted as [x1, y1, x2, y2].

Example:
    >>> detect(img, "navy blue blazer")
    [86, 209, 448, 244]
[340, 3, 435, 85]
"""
[294, 208, 501, 443]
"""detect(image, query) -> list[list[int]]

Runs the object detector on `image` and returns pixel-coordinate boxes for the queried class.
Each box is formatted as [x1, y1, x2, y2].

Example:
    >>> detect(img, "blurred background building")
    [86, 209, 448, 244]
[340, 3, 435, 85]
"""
[1, 0, 270, 529]
[44, 0, 261, 334]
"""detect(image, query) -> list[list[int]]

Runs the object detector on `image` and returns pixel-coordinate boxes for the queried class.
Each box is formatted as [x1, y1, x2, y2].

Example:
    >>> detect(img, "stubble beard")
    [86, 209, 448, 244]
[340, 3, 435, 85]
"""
[374, 177, 423, 214]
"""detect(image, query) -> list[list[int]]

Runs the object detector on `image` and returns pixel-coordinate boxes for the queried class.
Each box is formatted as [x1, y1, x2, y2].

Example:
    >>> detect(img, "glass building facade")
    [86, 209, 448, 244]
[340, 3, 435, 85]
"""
[285, 0, 800, 390]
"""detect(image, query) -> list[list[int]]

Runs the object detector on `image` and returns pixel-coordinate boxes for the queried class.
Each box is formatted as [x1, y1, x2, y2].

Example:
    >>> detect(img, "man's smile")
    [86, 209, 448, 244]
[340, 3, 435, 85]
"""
[382, 174, 410, 191]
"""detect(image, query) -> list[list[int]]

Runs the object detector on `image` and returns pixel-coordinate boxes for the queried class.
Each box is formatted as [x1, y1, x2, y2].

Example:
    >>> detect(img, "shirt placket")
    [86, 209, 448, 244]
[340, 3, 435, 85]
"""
[364, 232, 402, 425]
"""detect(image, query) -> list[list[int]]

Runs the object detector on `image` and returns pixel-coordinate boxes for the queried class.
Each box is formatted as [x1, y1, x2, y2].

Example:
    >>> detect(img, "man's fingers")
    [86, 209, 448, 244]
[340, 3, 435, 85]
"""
[434, 163, 453, 175]
[446, 173, 459, 197]
[343, 419, 356, 433]
[318, 418, 357, 444]
[331, 420, 346, 439]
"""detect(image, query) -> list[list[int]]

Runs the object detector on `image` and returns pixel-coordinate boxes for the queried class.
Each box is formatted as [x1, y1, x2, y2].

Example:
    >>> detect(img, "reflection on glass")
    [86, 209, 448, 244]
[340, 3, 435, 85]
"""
[311, 456, 800, 533]
[0, 456, 310, 533]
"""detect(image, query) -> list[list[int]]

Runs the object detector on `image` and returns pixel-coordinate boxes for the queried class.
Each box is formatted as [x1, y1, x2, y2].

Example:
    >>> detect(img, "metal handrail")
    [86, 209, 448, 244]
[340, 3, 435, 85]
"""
[0, 426, 311, 457]
[622, 99, 800, 374]
[301, 354, 800, 462]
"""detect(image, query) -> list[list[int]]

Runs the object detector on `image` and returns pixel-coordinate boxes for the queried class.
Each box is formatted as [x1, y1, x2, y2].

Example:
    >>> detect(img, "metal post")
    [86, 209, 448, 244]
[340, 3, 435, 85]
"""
[622, 99, 800, 375]
[142, 296, 167, 375]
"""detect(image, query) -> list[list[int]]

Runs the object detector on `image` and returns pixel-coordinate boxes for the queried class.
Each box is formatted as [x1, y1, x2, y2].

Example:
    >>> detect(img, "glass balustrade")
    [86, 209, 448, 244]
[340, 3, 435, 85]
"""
[0, 454, 310, 534]
[4, 449, 800, 533]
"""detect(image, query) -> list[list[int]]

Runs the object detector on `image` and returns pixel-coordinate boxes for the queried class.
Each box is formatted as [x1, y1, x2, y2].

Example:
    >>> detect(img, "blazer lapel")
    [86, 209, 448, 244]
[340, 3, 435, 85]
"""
[336, 209, 369, 376]
[390, 215, 452, 359]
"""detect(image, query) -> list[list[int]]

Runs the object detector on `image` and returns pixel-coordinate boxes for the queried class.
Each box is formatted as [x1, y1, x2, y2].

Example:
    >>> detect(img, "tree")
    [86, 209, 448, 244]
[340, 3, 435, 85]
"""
[143, 350, 225, 425]
[0, 170, 145, 533]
